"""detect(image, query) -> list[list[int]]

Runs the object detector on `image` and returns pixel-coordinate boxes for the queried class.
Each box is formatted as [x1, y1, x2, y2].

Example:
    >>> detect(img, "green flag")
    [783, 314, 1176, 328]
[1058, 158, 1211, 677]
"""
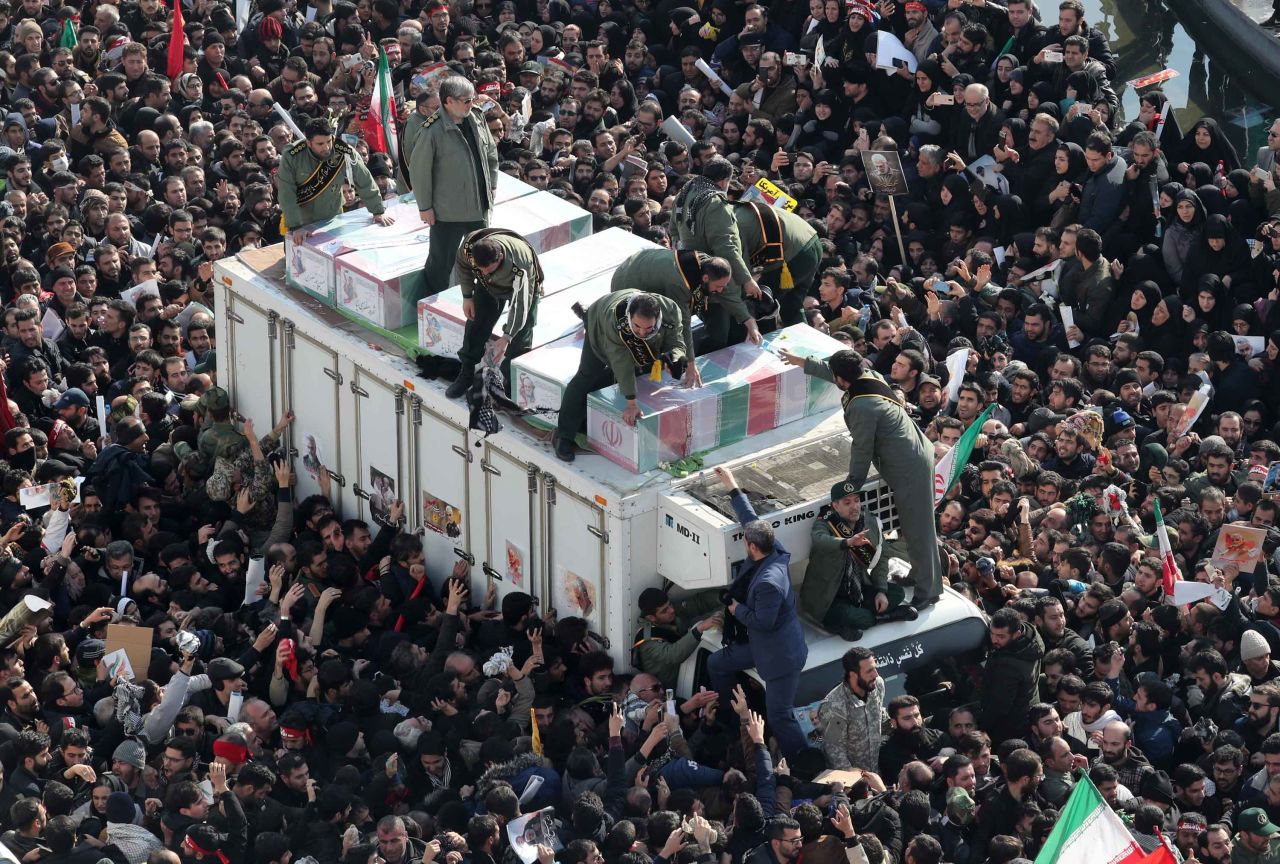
[933, 403, 996, 507]
[60, 18, 77, 49]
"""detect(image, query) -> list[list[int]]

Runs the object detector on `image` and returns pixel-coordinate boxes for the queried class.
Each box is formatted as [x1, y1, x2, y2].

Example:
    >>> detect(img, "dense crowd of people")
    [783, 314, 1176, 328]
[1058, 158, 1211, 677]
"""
[0, 2, 1279, 864]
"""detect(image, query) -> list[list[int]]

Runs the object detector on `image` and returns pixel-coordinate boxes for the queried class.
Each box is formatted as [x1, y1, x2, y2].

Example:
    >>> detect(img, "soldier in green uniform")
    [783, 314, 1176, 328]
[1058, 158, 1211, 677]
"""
[611, 250, 760, 377]
[729, 198, 822, 328]
[446, 229, 543, 398]
[801, 479, 918, 642]
[632, 587, 723, 689]
[396, 91, 436, 192]
[194, 387, 246, 479]
[781, 348, 944, 609]
[408, 76, 500, 297]
[671, 158, 764, 299]
[278, 118, 392, 240]
[674, 157, 822, 332]
[553, 290, 687, 463]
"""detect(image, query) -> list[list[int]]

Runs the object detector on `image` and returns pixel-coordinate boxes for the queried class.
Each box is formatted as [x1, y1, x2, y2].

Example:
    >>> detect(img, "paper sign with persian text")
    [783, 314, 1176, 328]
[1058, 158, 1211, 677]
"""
[742, 177, 797, 211]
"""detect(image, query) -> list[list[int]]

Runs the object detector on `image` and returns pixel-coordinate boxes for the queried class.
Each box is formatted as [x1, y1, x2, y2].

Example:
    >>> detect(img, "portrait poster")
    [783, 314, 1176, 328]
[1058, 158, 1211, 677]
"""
[1210, 524, 1266, 573]
[369, 467, 396, 527]
[423, 494, 464, 541]
[863, 150, 909, 197]
[301, 434, 324, 482]
[1264, 462, 1280, 495]
[506, 807, 560, 864]
[558, 566, 597, 621]
[506, 541, 525, 587]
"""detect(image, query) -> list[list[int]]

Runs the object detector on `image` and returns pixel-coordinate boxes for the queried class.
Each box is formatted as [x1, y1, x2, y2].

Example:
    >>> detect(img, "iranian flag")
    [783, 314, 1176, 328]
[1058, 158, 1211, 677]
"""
[1153, 499, 1181, 595]
[1034, 776, 1144, 864]
[364, 47, 399, 164]
[933, 403, 995, 506]
[166, 0, 185, 80]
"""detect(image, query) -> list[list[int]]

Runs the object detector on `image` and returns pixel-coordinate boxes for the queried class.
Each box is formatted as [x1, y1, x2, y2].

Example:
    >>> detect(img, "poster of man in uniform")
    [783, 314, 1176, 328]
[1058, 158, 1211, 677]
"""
[506, 807, 561, 864]
[864, 150, 909, 197]
[302, 434, 324, 481]
[369, 467, 395, 527]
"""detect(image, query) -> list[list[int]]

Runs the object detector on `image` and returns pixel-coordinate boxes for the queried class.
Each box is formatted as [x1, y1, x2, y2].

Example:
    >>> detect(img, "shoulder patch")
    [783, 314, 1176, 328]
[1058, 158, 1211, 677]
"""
[425, 111, 441, 128]
[333, 139, 354, 155]
[288, 139, 308, 154]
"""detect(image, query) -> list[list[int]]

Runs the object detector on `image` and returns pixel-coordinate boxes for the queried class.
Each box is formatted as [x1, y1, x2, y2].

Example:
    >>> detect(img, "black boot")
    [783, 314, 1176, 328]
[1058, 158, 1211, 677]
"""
[445, 369, 474, 399]
[836, 625, 864, 642]
[882, 605, 920, 623]
[554, 437, 576, 462]
[1263, 12, 1280, 24]
[910, 593, 941, 610]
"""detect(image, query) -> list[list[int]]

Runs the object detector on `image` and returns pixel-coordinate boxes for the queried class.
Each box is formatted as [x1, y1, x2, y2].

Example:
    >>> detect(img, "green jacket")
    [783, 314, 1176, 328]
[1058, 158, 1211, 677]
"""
[407, 106, 499, 222]
[674, 194, 754, 286]
[456, 232, 541, 336]
[802, 361, 930, 486]
[730, 203, 819, 274]
[1234, 838, 1280, 864]
[587, 289, 686, 400]
[610, 249, 752, 357]
[631, 590, 721, 688]
[278, 139, 384, 230]
[397, 109, 432, 190]
[799, 506, 889, 626]
[196, 420, 247, 474]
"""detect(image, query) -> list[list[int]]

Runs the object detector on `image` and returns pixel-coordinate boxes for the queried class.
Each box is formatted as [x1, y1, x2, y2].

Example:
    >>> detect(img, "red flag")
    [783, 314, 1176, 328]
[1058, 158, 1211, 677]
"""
[1140, 832, 1178, 864]
[167, 0, 185, 80]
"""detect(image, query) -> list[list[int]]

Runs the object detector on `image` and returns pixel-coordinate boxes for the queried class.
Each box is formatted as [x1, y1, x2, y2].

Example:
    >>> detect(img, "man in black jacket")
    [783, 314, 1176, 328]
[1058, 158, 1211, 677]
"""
[971, 748, 1044, 856]
[981, 608, 1045, 743]
[879, 695, 945, 782]
[950, 84, 1004, 165]
[1034, 596, 1096, 678]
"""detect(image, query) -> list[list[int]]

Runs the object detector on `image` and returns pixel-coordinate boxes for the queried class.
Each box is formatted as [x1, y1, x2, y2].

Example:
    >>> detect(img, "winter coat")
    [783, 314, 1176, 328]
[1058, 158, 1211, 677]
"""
[980, 622, 1044, 743]
[1132, 708, 1183, 770]
[1078, 153, 1128, 233]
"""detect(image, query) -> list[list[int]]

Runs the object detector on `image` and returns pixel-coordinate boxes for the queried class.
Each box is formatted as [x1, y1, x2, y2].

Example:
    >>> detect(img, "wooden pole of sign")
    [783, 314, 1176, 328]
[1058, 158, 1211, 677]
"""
[887, 195, 908, 270]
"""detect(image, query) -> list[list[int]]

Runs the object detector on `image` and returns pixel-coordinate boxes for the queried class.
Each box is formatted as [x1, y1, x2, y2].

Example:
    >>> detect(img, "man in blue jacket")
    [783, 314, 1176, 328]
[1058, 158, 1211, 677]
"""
[1079, 133, 1127, 233]
[707, 465, 809, 757]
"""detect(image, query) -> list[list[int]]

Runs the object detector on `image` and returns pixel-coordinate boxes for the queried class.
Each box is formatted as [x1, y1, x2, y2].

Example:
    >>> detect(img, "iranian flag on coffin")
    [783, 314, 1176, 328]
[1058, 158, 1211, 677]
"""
[1034, 776, 1144, 864]
[365, 48, 399, 164]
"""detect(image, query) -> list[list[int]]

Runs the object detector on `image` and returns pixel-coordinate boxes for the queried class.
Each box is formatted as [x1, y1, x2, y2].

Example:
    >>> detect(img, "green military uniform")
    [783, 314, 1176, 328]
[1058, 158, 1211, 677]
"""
[610, 249, 752, 354]
[397, 109, 432, 191]
[554, 289, 686, 445]
[801, 479, 909, 637]
[408, 105, 499, 296]
[730, 203, 822, 327]
[631, 590, 722, 688]
[194, 387, 247, 479]
[801, 361, 944, 604]
[456, 229, 542, 383]
[278, 138, 385, 230]
[673, 181, 753, 287]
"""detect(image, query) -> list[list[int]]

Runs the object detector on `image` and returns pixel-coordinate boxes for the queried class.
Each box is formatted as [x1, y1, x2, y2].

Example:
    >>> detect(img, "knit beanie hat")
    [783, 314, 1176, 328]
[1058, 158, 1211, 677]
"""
[1242, 629, 1270, 662]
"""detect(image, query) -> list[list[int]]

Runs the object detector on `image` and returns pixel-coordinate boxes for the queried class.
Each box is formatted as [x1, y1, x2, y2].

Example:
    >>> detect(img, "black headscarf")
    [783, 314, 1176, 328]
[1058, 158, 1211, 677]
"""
[1178, 118, 1241, 172]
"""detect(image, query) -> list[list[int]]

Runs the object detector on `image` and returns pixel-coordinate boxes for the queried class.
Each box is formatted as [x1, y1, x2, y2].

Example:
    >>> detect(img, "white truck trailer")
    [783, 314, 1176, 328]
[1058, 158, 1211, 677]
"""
[212, 246, 987, 697]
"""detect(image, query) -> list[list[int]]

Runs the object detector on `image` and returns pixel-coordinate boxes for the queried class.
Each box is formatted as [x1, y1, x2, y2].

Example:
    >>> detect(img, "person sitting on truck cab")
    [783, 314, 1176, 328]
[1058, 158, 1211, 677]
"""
[800, 479, 918, 642]
[632, 587, 724, 690]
